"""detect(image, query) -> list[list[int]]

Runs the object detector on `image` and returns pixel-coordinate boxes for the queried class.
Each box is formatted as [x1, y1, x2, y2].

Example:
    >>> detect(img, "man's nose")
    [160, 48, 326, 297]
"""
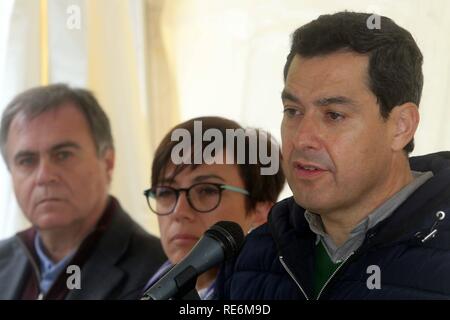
[293, 114, 323, 151]
[35, 158, 59, 185]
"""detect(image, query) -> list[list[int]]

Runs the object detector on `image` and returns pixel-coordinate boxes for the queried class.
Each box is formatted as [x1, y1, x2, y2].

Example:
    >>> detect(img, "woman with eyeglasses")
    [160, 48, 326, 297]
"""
[141, 116, 285, 299]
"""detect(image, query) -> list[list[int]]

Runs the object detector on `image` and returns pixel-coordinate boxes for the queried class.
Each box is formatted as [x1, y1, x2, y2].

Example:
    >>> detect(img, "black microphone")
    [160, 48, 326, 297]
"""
[141, 221, 245, 300]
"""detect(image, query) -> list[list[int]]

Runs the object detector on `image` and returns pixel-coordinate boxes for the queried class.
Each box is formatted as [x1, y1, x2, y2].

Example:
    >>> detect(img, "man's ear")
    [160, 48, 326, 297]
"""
[102, 148, 115, 183]
[248, 201, 274, 233]
[390, 102, 420, 152]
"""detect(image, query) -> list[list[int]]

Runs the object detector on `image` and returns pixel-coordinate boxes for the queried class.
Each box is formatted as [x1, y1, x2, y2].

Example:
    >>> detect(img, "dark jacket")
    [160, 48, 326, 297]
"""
[216, 152, 450, 299]
[0, 197, 166, 299]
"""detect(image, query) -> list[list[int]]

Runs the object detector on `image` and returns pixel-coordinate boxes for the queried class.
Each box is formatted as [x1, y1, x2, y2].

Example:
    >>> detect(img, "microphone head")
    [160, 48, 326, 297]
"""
[205, 221, 245, 260]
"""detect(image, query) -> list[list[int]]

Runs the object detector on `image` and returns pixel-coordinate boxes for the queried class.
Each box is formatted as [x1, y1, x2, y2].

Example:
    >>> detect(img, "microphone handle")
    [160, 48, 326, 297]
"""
[142, 266, 198, 300]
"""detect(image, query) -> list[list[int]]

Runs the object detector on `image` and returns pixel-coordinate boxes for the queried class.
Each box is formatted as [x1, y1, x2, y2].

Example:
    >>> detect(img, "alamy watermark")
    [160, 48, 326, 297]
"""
[170, 120, 279, 175]
[366, 13, 381, 30]
[366, 264, 381, 290]
[66, 264, 81, 290]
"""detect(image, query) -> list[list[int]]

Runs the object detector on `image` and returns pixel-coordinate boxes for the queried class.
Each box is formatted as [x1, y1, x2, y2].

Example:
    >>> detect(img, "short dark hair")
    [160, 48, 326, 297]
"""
[283, 11, 423, 153]
[151, 116, 285, 213]
[0, 83, 114, 164]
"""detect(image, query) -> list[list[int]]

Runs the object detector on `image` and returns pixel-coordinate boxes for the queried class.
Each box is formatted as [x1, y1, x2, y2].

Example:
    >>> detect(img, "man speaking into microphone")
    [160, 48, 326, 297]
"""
[216, 11, 450, 300]
[141, 116, 285, 299]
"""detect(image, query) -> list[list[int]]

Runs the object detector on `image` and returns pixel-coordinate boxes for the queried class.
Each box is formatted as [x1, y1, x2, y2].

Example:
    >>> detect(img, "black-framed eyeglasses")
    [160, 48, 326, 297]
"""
[143, 183, 250, 216]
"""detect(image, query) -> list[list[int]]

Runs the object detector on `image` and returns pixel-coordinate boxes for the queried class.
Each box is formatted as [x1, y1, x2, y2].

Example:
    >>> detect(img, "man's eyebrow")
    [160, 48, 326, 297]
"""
[281, 89, 301, 104]
[282, 89, 357, 109]
[313, 96, 357, 107]
[13, 142, 81, 163]
[193, 174, 225, 183]
[50, 142, 81, 152]
[14, 150, 36, 162]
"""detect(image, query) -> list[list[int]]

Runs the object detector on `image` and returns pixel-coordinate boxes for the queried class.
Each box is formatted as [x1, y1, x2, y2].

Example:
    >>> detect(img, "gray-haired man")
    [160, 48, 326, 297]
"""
[0, 84, 166, 299]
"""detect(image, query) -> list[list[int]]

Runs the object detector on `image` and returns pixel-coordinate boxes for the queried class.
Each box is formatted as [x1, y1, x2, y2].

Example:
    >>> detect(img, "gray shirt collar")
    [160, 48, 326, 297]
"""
[304, 171, 434, 263]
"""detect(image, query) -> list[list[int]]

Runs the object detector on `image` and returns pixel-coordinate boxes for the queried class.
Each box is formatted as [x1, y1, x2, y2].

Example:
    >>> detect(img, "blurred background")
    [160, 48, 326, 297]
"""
[1, 0, 449, 239]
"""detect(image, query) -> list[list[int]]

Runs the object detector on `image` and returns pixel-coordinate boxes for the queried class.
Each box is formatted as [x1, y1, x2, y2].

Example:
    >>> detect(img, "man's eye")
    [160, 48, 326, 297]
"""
[18, 157, 36, 166]
[55, 151, 72, 161]
[283, 107, 301, 118]
[326, 111, 345, 121]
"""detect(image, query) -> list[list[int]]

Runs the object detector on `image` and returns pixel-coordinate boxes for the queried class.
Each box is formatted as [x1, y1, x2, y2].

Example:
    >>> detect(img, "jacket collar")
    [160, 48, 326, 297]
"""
[364, 152, 450, 250]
